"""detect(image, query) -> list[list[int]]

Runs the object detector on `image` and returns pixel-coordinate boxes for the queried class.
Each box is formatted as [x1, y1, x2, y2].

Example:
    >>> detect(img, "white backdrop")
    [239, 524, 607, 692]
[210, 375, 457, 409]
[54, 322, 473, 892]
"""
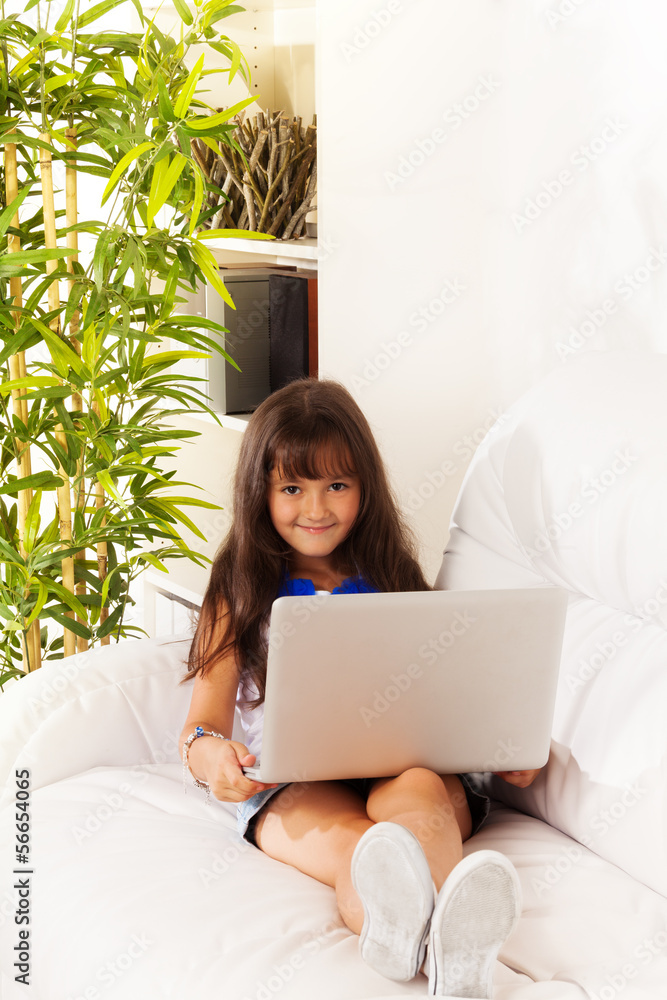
[317, 0, 667, 580]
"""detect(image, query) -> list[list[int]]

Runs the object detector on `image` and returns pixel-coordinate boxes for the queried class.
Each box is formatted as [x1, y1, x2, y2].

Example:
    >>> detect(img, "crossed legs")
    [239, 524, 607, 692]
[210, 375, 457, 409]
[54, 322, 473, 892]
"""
[254, 767, 521, 997]
[253, 767, 472, 935]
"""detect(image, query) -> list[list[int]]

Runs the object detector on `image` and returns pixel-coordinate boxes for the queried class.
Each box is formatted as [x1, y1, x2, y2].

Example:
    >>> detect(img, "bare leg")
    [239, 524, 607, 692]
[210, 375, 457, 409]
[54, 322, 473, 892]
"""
[254, 769, 472, 934]
[366, 769, 472, 890]
[254, 780, 372, 934]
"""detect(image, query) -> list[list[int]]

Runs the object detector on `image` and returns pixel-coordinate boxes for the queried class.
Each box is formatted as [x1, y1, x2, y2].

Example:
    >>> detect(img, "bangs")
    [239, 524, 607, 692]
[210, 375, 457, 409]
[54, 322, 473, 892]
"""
[268, 427, 357, 481]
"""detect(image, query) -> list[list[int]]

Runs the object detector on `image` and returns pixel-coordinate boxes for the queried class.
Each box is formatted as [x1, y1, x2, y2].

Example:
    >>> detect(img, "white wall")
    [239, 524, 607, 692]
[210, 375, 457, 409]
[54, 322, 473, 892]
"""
[317, 0, 667, 580]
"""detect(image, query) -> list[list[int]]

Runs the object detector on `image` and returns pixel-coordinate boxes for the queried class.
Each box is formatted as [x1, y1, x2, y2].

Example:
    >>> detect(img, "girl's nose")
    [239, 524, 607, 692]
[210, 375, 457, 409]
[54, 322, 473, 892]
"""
[303, 490, 328, 519]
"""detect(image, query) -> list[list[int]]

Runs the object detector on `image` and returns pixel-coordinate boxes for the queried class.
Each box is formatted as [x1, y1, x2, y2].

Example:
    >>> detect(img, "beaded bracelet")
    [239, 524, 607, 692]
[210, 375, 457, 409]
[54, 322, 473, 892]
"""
[182, 726, 229, 805]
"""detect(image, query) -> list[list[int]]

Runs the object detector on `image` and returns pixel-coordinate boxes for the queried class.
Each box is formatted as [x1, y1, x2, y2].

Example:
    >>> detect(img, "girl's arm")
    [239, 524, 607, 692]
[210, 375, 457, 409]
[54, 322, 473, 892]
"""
[494, 768, 542, 788]
[180, 643, 276, 802]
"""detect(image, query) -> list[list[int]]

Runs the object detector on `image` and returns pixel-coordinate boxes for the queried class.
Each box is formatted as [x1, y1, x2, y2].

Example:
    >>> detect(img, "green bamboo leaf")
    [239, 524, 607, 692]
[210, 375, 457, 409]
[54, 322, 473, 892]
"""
[154, 495, 220, 509]
[92, 228, 114, 290]
[147, 153, 187, 227]
[202, 0, 245, 22]
[0, 186, 31, 239]
[25, 578, 48, 628]
[101, 142, 154, 204]
[159, 260, 180, 320]
[54, 0, 75, 31]
[0, 667, 26, 686]
[44, 581, 89, 620]
[0, 376, 61, 395]
[34, 320, 85, 377]
[96, 470, 126, 508]
[146, 154, 168, 229]
[46, 608, 91, 639]
[190, 241, 235, 308]
[174, 53, 205, 118]
[228, 41, 242, 82]
[9, 44, 40, 78]
[23, 491, 42, 554]
[189, 167, 204, 236]
[156, 74, 176, 122]
[172, 0, 194, 26]
[0, 473, 64, 497]
[0, 536, 25, 567]
[184, 95, 257, 131]
[139, 551, 169, 572]
[147, 498, 206, 539]
[197, 137, 221, 159]
[44, 72, 76, 94]
[96, 604, 123, 639]
[141, 350, 210, 367]
[159, 152, 189, 205]
[9, 386, 71, 401]
[77, 0, 124, 28]
[63, 278, 88, 334]
[0, 248, 77, 265]
[197, 228, 274, 241]
[100, 566, 120, 608]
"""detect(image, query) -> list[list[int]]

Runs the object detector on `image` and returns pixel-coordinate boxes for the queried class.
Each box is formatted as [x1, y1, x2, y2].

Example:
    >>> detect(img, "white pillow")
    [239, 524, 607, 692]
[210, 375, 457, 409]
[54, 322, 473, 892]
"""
[437, 351, 667, 896]
[0, 636, 194, 796]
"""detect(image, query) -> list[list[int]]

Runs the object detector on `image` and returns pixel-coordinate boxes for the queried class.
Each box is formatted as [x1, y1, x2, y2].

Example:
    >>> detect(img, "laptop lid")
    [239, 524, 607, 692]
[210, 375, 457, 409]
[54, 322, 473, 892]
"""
[250, 587, 568, 783]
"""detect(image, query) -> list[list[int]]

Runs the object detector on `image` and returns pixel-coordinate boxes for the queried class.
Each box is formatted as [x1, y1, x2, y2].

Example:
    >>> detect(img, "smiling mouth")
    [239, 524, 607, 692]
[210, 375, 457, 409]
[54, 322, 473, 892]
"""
[297, 525, 334, 534]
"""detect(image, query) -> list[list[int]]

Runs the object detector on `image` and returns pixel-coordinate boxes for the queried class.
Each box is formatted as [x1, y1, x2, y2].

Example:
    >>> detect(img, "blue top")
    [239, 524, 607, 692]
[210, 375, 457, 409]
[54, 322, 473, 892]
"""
[277, 572, 379, 597]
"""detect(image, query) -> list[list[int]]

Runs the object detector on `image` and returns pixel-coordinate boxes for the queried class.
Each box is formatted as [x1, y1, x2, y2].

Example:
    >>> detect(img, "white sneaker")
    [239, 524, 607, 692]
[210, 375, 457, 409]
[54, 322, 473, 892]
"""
[427, 850, 521, 998]
[351, 821, 434, 982]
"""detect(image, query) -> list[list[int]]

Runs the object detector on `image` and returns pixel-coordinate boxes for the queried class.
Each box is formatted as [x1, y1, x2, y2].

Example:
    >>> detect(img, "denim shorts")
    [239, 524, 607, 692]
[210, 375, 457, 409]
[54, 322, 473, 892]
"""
[237, 773, 490, 845]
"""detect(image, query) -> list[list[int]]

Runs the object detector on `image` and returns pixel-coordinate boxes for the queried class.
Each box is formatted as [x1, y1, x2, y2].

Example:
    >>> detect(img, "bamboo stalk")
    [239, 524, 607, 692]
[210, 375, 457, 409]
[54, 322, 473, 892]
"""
[39, 132, 76, 658]
[5, 138, 42, 671]
[95, 479, 109, 645]
[66, 127, 88, 654]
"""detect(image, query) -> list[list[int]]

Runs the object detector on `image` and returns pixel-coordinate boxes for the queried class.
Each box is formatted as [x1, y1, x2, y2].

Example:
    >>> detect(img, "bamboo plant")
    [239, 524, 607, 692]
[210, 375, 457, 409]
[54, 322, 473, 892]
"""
[0, 0, 269, 684]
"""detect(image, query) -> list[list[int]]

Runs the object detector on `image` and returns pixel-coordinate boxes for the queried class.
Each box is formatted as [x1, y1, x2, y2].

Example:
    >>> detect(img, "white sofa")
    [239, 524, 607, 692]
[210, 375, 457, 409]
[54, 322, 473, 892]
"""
[1, 350, 666, 999]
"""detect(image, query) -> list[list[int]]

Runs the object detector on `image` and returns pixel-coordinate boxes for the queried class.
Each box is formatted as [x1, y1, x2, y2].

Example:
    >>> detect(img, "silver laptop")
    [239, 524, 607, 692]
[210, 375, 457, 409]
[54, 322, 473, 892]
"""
[243, 587, 568, 783]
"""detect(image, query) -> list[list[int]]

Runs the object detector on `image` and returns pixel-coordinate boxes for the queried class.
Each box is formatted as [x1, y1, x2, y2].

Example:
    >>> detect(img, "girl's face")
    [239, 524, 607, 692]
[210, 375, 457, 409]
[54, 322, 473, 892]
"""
[267, 464, 361, 568]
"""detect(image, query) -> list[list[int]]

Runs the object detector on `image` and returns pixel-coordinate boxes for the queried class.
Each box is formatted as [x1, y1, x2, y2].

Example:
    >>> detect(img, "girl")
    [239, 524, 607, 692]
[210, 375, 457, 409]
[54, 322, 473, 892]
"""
[180, 378, 534, 998]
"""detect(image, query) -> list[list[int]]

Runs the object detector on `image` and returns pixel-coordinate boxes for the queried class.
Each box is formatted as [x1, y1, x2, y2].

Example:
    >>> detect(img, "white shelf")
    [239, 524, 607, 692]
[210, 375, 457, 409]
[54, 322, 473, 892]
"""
[190, 410, 252, 432]
[207, 236, 318, 271]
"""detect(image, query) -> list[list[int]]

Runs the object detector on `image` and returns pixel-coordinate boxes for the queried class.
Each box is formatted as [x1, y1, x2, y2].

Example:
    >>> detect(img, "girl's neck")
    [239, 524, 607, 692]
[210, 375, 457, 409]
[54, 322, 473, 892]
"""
[286, 556, 354, 593]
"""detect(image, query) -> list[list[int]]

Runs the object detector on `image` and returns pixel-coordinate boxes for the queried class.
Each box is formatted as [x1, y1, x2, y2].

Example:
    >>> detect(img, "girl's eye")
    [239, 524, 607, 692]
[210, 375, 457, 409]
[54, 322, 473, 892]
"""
[282, 485, 301, 495]
[329, 482, 347, 492]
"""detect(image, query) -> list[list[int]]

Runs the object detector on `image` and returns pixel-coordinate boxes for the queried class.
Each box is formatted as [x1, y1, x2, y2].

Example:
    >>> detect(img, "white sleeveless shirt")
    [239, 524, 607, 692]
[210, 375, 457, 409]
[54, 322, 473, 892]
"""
[235, 590, 329, 757]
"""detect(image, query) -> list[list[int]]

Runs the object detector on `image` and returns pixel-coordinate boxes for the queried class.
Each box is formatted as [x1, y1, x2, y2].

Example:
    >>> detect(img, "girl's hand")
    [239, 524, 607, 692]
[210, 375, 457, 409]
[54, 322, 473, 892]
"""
[212, 741, 279, 802]
[188, 736, 278, 802]
[493, 768, 542, 788]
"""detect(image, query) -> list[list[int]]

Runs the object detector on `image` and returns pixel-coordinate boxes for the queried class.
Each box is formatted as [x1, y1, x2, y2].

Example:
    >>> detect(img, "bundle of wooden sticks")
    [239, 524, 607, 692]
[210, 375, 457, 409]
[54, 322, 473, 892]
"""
[191, 110, 317, 239]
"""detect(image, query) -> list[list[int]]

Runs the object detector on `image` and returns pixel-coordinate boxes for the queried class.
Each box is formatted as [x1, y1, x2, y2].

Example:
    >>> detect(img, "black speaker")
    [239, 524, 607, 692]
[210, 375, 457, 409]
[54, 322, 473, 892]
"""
[269, 274, 309, 392]
[205, 270, 316, 413]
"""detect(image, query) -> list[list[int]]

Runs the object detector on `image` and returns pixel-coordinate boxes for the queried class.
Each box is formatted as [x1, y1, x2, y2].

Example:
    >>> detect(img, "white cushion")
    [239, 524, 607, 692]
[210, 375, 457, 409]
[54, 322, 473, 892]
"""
[3, 764, 667, 998]
[2, 584, 667, 995]
[436, 350, 667, 896]
[0, 637, 194, 795]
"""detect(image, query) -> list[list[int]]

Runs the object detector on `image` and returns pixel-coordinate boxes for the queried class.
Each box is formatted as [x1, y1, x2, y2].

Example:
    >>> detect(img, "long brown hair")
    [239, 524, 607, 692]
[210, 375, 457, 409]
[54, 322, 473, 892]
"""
[183, 378, 430, 704]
